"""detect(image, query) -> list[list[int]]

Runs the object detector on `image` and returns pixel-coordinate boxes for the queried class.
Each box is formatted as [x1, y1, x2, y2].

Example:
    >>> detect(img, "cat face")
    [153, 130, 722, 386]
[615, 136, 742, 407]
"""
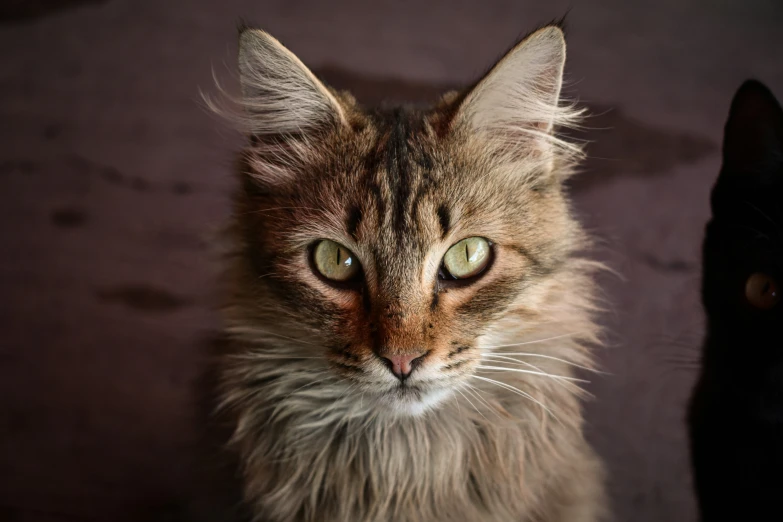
[703, 80, 783, 369]
[218, 26, 587, 417]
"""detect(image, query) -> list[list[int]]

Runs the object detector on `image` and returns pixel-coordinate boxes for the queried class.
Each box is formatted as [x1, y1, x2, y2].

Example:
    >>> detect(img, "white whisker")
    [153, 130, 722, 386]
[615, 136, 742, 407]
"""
[481, 332, 584, 349]
[472, 375, 562, 426]
[476, 365, 589, 383]
[236, 355, 324, 360]
[335, 383, 357, 402]
[463, 384, 504, 420]
[239, 206, 320, 216]
[484, 352, 599, 373]
[282, 373, 332, 400]
[480, 356, 589, 394]
[229, 326, 321, 347]
[455, 387, 488, 421]
[452, 387, 462, 416]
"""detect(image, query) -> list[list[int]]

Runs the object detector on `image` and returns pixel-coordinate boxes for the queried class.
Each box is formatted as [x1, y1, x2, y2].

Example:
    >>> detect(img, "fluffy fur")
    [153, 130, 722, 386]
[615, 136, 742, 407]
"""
[207, 23, 607, 522]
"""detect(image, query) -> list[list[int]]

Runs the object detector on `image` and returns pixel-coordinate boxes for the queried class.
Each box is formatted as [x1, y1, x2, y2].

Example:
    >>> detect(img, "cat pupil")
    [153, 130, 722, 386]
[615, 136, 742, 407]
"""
[312, 240, 359, 282]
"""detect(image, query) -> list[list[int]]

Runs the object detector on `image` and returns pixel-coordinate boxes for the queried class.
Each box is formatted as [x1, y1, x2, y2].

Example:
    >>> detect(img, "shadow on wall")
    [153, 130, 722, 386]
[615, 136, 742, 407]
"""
[315, 65, 718, 192]
[0, 0, 107, 24]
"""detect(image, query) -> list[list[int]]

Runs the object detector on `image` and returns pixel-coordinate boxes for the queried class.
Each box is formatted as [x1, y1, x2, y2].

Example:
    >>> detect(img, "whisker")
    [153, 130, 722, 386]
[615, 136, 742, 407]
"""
[744, 200, 781, 231]
[238, 206, 321, 216]
[481, 332, 585, 350]
[464, 383, 492, 409]
[452, 387, 462, 416]
[472, 375, 562, 426]
[476, 365, 590, 383]
[282, 373, 332, 400]
[480, 356, 591, 395]
[336, 383, 358, 402]
[463, 384, 504, 420]
[228, 327, 321, 347]
[482, 355, 567, 374]
[733, 224, 772, 241]
[234, 355, 324, 360]
[483, 352, 601, 373]
[264, 378, 331, 427]
[455, 387, 488, 422]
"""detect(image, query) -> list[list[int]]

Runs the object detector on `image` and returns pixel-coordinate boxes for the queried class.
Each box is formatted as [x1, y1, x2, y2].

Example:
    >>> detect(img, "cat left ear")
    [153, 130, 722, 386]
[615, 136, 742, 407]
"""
[451, 25, 582, 171]
[721, 80, 783, 179]
[236, 28, 348, 136]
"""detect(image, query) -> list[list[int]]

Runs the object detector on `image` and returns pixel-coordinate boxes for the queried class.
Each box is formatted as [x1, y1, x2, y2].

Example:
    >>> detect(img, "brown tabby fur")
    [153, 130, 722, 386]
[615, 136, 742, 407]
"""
[207, 21, 608, 522]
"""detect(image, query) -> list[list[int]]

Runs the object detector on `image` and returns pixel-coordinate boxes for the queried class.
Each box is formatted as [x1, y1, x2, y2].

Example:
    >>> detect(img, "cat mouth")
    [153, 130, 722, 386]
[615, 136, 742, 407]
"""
[381, 383, 425, 402]
[392, 383, 422, 394]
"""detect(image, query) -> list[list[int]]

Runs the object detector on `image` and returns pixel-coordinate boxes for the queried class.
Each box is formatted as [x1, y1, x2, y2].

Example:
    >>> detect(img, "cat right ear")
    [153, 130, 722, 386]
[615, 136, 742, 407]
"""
[448, 25, 583, 180]
[236, 28, 348, 137]
[721, 80, 783, 181]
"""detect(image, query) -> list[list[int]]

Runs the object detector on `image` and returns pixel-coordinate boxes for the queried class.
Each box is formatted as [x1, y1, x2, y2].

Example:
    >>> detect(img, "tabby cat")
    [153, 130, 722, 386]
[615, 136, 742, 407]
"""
[209, 23, 607, 522]
[688, 80, 783, 520]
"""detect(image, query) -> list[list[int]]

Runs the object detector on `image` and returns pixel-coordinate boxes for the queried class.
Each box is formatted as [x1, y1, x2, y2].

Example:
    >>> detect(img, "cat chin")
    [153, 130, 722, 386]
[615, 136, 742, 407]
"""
[381, 386, 454, 418]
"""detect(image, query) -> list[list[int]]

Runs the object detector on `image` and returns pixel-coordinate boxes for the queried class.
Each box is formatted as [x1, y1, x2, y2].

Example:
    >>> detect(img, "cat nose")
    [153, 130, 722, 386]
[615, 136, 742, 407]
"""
[379, 352, 426, 381]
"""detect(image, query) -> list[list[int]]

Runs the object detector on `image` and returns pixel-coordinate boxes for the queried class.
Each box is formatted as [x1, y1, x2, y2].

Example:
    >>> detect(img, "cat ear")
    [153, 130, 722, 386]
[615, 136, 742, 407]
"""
[237, 28, 348, 136]
[451, 25, 582, 168]
[721, 79, 783, 181]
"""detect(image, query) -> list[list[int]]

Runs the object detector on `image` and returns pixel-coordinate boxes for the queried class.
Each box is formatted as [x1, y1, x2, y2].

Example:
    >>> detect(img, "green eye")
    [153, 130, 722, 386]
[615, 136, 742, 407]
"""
[313, 240, 360, 282]
[441, 237, 491, 280]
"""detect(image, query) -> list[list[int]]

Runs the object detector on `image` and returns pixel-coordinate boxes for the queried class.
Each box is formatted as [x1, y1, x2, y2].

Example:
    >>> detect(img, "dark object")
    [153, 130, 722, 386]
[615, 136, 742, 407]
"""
[0, 1, 107, 25]
[687, 80, 783, 520]
[96, 284, 189, 313]
[51, 207, 88, 228]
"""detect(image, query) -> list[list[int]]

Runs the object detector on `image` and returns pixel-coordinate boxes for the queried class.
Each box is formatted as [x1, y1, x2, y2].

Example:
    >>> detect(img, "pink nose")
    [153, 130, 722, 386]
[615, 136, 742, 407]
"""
[381, 353, 426, 381]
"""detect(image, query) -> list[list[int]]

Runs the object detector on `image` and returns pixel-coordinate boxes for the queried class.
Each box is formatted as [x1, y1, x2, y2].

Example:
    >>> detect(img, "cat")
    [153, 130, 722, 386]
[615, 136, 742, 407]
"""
[207, 22, 608, 522]
[687, 79, 783, 520]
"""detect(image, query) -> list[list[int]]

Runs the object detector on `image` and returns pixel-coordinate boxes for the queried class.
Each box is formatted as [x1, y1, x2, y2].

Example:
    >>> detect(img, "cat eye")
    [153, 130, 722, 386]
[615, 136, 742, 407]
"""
[745, 272, 780, 310]
[440, 237, 492, 280]
[312, 240, 360, 282]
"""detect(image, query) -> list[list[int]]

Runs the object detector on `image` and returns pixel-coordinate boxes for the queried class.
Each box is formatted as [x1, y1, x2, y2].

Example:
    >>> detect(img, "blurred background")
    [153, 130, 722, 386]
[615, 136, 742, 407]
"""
[1, 0, 782, 521]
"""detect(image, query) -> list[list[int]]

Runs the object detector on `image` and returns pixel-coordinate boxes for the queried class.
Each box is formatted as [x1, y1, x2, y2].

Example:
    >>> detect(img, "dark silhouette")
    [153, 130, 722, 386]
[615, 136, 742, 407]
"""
[688, 80, 783, 520]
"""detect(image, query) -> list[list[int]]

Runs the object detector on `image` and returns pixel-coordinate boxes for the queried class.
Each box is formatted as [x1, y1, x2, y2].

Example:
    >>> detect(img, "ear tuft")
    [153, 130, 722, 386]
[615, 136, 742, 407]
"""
[236, 29, 347, 136]
[453, 25, 584, 172]
[204, 29, 347, 138]
[203, 28, 349, 186]
[236, 18, 254, 37]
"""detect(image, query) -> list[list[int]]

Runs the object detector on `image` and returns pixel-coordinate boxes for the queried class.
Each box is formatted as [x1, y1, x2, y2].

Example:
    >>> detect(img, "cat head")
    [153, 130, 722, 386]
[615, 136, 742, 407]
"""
[703, 80, 783, 365]
[216, 24, 594, 418]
